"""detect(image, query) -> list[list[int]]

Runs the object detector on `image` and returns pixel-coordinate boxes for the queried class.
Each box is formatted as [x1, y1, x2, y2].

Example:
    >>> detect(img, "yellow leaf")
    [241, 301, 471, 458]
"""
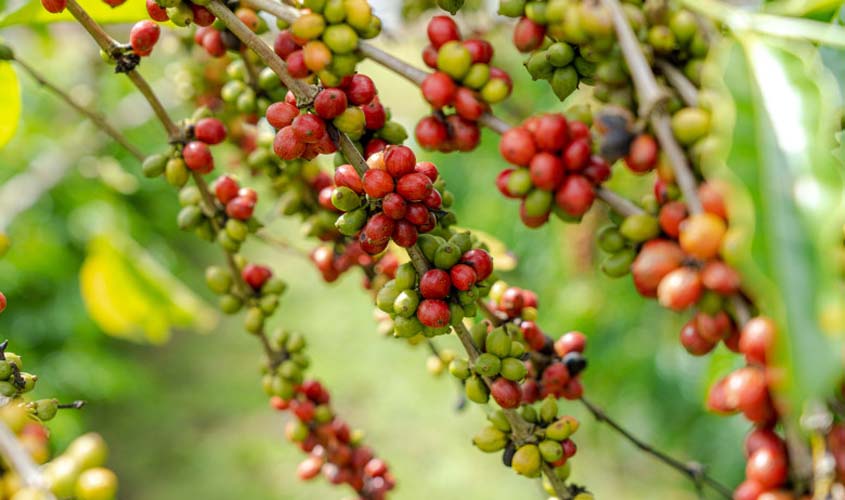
[0, 0, 148, 27]
[0, 61, 21, 149]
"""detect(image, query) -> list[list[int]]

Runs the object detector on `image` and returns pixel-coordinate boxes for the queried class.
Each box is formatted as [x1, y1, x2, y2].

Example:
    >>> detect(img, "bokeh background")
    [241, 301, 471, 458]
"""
[0, 2, 807, 499]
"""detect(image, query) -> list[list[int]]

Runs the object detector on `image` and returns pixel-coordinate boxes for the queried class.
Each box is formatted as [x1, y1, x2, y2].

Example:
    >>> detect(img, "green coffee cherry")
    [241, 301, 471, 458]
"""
[417, 234, 444, 261]
[601, 248, 636, 278]
[480, 78, 510, 104]
[331, 186, 362, 211]
[34, 399, 58, 421]
[539, 440, 564, 463]
[393, 290, 420, 318]
[206, 266, 232, 294]
[488, 409, 512, 433]
[470, 322, 487, 350]
[545, 416, 577, 441]
[472, 426, 508, 452]
[465, 376, 489, 404]
[620, 214, 660, 242]
[597, 226, 627, 253]
[500, 357, 527, 381]
[498, 0, 526, 17]
[437, 41, 472, 80]
[448, 232, 472, 253]
[512, 444, 541, 477]
[0, 361, 11, 381]
[394, 263, 417, 290]
[509, 341, 526, 358]
[19, 372, 36, 393]
[219, 294, 243, 314]
[165, 158, 189, 187]
[551, 67, 579, 101]
[485, 328, 511, 358]
[547, 42, 575, 67]
[449, 358, 470, 379]
[376, 281, 400, 313]
[167, 3, 193, 26]
[393, 315, 423, 338]
[244, 307, 265, 334]
[336, 207, 367, 236]
[540, 396, 558, 423]
[434, 242, 462, 269]
[323, 24, 359, 54]
[142, 154, 167, 178]
[671, 107, 711, 145]
[463, 63, 490, 90]
[177, 206, 203, 231]
[474, 353, 502, 377]
[226, 219, 249, 242]
[525, 52, 554, 81]
[324, 0, 345, 23]
[521, 404, 538, 423]
[506, 168, 533, 196]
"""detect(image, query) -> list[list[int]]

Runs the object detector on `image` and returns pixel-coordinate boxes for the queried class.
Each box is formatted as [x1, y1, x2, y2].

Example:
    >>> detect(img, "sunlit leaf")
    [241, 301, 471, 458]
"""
[80, 234, 218, 344]
[0, 61, 20, 149]
[0, 0, 147, 27]
[705, 36, 845, 415]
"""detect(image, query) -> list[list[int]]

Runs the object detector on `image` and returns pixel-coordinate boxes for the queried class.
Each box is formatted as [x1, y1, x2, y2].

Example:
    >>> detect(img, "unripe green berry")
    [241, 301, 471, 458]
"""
[500, 357, 527, 381]
[620, 214, 660, 242]
[601, 248, 636, 278]
[394, 263, 417, 290]
[323, 24, 358, 53]
[540, 396, 558, 423]
[244, 307, 265, 334]
[449, 358, 471, 379]
[488, 409, 512, 432]
[597, 226, 627, 253]
[485, 328, 511, 358]
[465, 375, 489, 404]
[376, 280, 400, 313]
[539, 439, 563, 463]
[393, 315, 424, 338]
[433, 242, 461, 269]
[512, 444, 541, 477]
[331, 186, 362, 211]
[437, 41, 473, 80]
[219, 294, 243, 314]
[472, 426, 508, 452]
[671, 107, 711, 145]
[142, 154, 168, 178]
[165, 158, 189, 187]
[335, 207, 367, 236]
[521, 404, 538, 423]
[474, 352, 502, 377]
[34, 399, 58, 421]
[480, 78, 510, 104]
[393, 290, 420, 318]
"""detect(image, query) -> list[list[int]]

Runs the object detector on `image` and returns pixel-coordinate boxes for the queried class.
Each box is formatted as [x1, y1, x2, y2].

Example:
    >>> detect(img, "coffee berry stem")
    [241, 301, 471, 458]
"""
[655, 60, 699, 107]
[0, 420, 55, 498]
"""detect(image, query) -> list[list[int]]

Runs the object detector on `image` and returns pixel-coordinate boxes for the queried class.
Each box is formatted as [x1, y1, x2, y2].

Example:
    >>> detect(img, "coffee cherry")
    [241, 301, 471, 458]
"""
[392, 220, 419, 247]
[671, 107, 711, 145]
[41, 0, 67, 13]
[555, 175, 595, 217]
[331, 186, 361, 212]
[745, 428, 785, 458]
[266, 102, 299, 129]
[450, 264, 477, 291]
[182, 141, 214, 173]
[739, 316, 776, 365]
[447, 114, 481, 151]
[194, 118, 226, 145]
[680, 213, 727, 260]
[417, 299, 451, 328]
[384, 146, 416, 178]
[416, 116, 449, 149]
[529, 153, 565, 191]
[679, 320, 716, 356]
[129, 20, 160, 56]
[274, 127, 305, 160]
[513, 17, 545, 52]
[420, 269, 451, 299]
[0, 292, 6, 314]
[746, 446, 788, 490]
[396, 173, 433, 202]
[700, 261, 740, 294]
[421, 72, 457, 109]
[75, 467, 118, 500]
[554, 331, 586, 356]
[726, 367, 771, 423]
[363, 213, 396, 244]
[563, 140, 591, 171]
[461, 249, 493, 281]
[657, 267, 701, 311]
[699, 181, 728, 219]
[658, 201, 687, 238]
[620, 214, 660, 243]
[733, 480, 764, 500]
[363, 169, 394, 199]
[472, 426, 508, 452]
[427, 15, 460, 49]
[491, 377, 521, 409]
[625, 134, 658, 173]
[346, 74, 377, 105]
[454, 87, 486, 121]
[334, 164, 363, 194]
[242, 264, 272, 290]
[631, 239, 685, 297]
[292, 114, 327, 143]
[313, 88, 348, 119]
[226, 196, 255, 220]
[437, 40, 473, 80]
[191, 4, 215, 27]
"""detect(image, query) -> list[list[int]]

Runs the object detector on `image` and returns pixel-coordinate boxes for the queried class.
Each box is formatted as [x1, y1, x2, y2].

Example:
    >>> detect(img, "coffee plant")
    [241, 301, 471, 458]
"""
[0, 0, 843, 498]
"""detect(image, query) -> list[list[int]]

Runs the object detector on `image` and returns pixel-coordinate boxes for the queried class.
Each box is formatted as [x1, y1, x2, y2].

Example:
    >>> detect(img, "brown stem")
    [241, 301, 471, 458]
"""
[579, 396, 733, 499]
[12, 57, 144, 161]
[595, 187, 645, 217]
[655, 60, 699, 107]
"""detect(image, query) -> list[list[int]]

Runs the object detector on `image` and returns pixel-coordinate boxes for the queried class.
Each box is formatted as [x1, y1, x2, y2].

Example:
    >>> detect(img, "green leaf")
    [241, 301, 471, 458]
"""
[0, 0, 148, 27]
[706, 36, 845, 414]
[80, 234, 218, 344]
[0, 60, 20, 149]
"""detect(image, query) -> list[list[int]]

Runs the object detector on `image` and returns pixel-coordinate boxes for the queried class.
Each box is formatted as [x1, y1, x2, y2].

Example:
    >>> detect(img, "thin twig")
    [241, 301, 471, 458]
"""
[656, 60, 699, 107]
[579, 396, 733, 499]
[0, 421, 56, 498]
[57, 400, 86, 410]
[12, 57, 144, 161]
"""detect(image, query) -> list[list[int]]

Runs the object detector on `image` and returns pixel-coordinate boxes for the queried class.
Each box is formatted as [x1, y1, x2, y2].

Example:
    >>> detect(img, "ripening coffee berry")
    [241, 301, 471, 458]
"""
[449, 264, 477, 291]
[364, 213, 396, 244]
[194, 118, 226, 145]
[427, 15, 460, 49]
[460, 249, 493, 281]
[266, 102, 299, 129]
[384, 146, 416, 178]
[658, 201, 687, 238]
[396, 173, 433, 202]
[346, 74, 377, 105]
[75, 468, 118, 500]
[534, 114, 568, 152]
[41, 0, 67, 13]
[563, 140, 591, 171]
[226, 196, 255, 220]
[500, 128, 536, 166]
[415, 116, 449, 149]
[529, 153, 565, 191]
[746, 446, 788, 490]
[292, 114, 327, 143]
[511, 443, 541, 477]
[491, 377, 521, 409]
[334, 164, 363, 194]
[513, 17, 545, 52]
[417, 299, 451, 328]
[657, 267, 702, 311]
[182, 141, 214, 173]
[555, 175, 595, 217]
[554, 331, 586, 356]
[0, 292, 6, 314]
[631, 239, 685, 297]
[363, 169, 394, 199]
[733, 480, 764, 500]
[242, 264, 272, 290]
[392, 220, 418, 247]
[739, 316, 776, 365]
[679, 213, 727, 260]
[420, 269, 451, 299]
[129, 20, 160, 56]
[625, 134, 658, 173]
[679, 320, 716, 356]
[700, 261, 740, 295]
[421, 72, 457, 109]
[214, 176, 239, 204]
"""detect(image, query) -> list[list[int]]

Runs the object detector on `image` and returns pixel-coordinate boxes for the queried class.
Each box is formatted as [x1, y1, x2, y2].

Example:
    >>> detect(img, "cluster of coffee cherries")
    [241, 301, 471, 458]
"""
[142, 0, 219, 28]
[271, 377, 395, 499]
[331, 145, 451, 253]
[310, 240, 384, 284]
[473, 396, 579, 483]
[415, 16, 513, 153]
[497, 113, 610, 227]
[702, 317, 792, 499]
[486, 282, 588, 402]
[218, 57, 289, 129]
[279, 0, 381, 87]
[141, 113, 227, 187]
[375, 238, 493, 338]
[205, 259, 287, 333]
[191, 7, 269, 57]
[455, 322, 529, 408]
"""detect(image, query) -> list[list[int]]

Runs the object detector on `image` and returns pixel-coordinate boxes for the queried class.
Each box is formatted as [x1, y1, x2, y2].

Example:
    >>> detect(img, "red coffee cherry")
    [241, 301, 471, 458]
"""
[725, 367, 771, 423]
[364, 138, 388, 158]
[362, 99, 386, 130]
[463, 39, 493, 64]
[144, 0, 168, 20]
[706, 377, 735, 414]
[226, 196, 255, 220]
[500, 287, 525, 317]
[529, 152, 565, 191]
[102, 0, 126, 8]
[563, 140, 591, 171]
[499, 128, 536, 166]
[700, 261, 740, 295]
[345, 74, 377, 106]
[631, 239, 685, 298]
[416, 116, 449, 150]
[460, 249, 493, 281]
[568, 120, 590, 142]
[392, 220, 418, 247]
[297, 456, 323, 480]
[292, 114, 326, 143]
[582, 155, 611, 184]
[625, 134, 659, 173]
[449, 264, 477, 291]
[213, 175, 240, 204]
[404, 203, 429, 226]
[129, 20, 160, 56]
[285, 50, 309, 78]
[554, 175, 595, 217]
[447, 115, 480, 151]
[418, 212, 437, 233]
[274, 30, 299, 59]
[194, 118, 226, 145]
[490, 378, 522, 409]
[334, 164, 363, 194]
[512, 17, 545, 52]
[745, 428, 785, 458]
[534, 114, 569, 152]
[554, 331, 586, 356]
[421, 72, 457, 109]
[657, 267, 702, 311]
[746, 446, 788, 490]
[273, 126, 305, 160]
[417, 299, 451, 328]
[314, 88, 348, 119]
[454, 88, 486, 121]
[739, 316, 776, 365]
[363, 213, 396, 245]
[422, 45, 439, 68]
[41, 0, 67, 13]
[384, 146, 416, 179]
[658, 201, 687, 238]
[396, 173, 433, 202]
[427, 15, 460, 49]
[733, 480, 764, 500]
[266, 102, 299, 129]
[699, 181, 728, 219]
[242, 264, 272, 290]
[414, 161, 439, 182]
[363, 169, 395, 199]
[420, 269, 451, 299]
[423, 188, 442, 209]
[191, 4, 215, 26]
[182, 141, 214, 173]
[679, 319, 716, 356]
[201, 30, 225, 57]
[0, 292, 7, 314]
[382, 193, 408, 220]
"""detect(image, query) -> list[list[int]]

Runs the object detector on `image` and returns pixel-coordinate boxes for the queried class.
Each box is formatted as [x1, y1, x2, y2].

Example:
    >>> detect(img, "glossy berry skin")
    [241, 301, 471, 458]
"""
[226, 196, 255, 220]
[417, 299, 451, 328]
[363, 213, 396, 244]
[129, 20, 160, 56]
[334, 164, 363, 194]
[658, 201, 687, 238]
[362, 99, 386, 130]
[529, 152, 565, 191]
[314, 89, 348, 119]
[679, 213, 727, 260]
[363, 169, 395, 199]
[657, 267, 702, 311]
[396, 173, 433, 202]
[415, 116, 448, 150]
[745, 428, 785, 458]
[404, 203, 429, 226]
[513, 17, 545, 52]
[381, 193, 407, 220]
[266, 102, 299, 129]
[454, 88, 486, 121]
[0, 292, 6, 314]
[490, 378, 522, 409]
[421, 72, 457, 109]
[194, 118, 226, 145]
[460, 249, 493, 281]
[631, 239, 685, 297]
[739, 316, 776, 365]
[679, 320, 716, 356]
[41, 0, 67, 13]
[182, 141, 214, 173]
[191, 4, 215, 27]
[733, 480, 764, 500]
[625, 134, 659, 173]
[274, 127, 305, 160]
[554, 331, 586, 356]
[563, 140, 591, 171]
[292, 114, 326, 143]
[427, 15, 460, 49]
[420, 269, 451, 299]
[214, 175, 239, 204]
[746, 446, 788, 490]
[392, 220, 418, 247]
[500, 128, 536, 166]
[700, 261, 740, 295]
[555, 175, 595, 217]
[415, 162, 439, 182]
[242, 264, 272, 290]
[346, 74, 377, 106]
[449, 264, 477, 291]
[384, 146, 416, 178]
